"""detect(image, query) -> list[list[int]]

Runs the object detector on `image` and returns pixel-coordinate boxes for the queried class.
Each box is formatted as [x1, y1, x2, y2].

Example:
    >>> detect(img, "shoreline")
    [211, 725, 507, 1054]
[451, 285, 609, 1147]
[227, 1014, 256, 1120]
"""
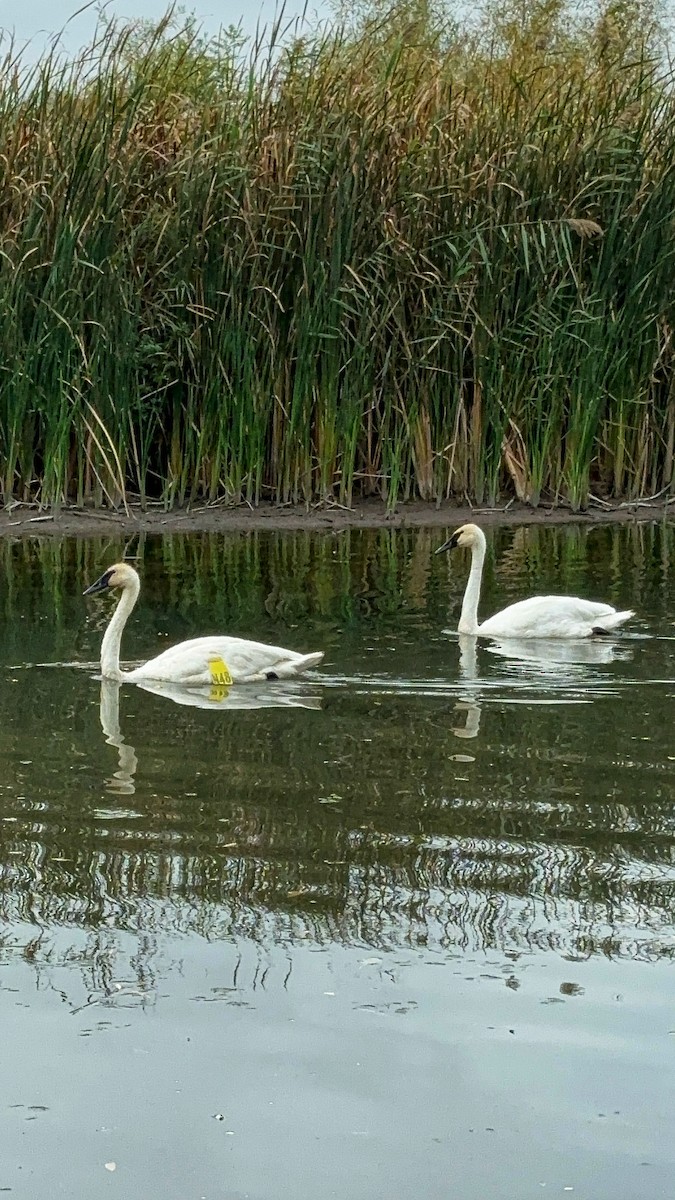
[1, 498, 672, 538]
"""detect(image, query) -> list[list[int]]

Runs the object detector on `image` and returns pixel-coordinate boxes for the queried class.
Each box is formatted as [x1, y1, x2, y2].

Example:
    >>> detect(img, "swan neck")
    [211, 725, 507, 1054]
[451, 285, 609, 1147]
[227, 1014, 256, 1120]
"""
[459, 536, 485, 635]
[100, 578, 139, 681]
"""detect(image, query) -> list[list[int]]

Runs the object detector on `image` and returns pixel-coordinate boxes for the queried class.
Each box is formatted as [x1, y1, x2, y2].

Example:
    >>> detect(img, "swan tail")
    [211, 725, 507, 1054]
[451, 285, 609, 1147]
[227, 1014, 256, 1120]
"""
[592, 609, 634, 634]
[279, 651, 325, 678]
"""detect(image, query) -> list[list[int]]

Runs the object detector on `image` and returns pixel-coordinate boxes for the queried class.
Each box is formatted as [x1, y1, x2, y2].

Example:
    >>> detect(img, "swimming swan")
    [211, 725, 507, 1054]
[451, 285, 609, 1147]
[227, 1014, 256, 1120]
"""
[436, 524, 634, 639]
[84, 563, 325, 684]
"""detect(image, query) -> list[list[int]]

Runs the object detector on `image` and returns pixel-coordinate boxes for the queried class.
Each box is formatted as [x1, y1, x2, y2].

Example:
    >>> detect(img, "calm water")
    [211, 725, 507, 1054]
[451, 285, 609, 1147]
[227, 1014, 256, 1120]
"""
[1, 522, 674, 1199]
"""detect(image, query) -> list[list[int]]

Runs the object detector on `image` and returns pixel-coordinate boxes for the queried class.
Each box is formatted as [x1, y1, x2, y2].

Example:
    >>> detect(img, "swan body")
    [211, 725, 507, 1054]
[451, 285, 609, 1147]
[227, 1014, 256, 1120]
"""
[84, 563, 324, 685]
[436, 524, 634, 639]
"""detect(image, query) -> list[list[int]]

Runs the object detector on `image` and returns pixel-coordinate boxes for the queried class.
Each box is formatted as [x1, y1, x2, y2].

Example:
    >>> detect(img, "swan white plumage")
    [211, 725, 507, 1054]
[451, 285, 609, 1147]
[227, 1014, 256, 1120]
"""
[436, 524, 634, 639]
[84, 562, 325, 684]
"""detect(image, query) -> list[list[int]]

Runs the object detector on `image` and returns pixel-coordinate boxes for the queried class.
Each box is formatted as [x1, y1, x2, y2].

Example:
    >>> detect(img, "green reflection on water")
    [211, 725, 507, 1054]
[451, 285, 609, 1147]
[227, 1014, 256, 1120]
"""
[0, 522, 674, 974]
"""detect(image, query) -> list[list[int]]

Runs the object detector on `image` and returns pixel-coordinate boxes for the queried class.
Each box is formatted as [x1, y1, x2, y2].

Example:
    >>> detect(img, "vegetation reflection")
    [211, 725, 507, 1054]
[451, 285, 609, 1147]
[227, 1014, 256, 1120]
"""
[0, 523, 674, 978]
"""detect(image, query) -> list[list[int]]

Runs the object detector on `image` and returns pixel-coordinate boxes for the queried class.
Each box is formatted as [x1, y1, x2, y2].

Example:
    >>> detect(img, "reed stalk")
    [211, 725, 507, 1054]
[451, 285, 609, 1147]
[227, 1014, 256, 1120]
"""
[0, 2, 673, 510]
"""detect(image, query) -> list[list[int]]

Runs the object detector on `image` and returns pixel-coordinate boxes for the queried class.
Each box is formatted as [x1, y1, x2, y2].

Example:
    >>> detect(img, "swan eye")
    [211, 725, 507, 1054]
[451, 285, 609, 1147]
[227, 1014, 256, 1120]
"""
[83, 568, 114, 596]
[435, 530, 462, 555]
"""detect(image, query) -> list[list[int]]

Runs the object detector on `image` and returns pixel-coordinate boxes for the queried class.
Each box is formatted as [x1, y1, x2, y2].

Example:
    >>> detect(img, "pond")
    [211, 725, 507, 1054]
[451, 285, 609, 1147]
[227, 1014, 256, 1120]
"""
[1, 521, 674, 1200]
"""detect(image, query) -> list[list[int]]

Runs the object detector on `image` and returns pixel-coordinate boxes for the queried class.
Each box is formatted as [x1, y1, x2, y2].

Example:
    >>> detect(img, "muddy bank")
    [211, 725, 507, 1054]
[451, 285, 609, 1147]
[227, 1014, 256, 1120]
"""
[1, 498, 672, 539]
[2, 498, 673, 538]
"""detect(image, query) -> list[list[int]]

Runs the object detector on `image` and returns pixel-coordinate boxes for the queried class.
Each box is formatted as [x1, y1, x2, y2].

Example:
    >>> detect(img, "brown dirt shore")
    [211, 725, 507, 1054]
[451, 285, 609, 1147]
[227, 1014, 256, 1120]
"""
[0, 498, 672, 538]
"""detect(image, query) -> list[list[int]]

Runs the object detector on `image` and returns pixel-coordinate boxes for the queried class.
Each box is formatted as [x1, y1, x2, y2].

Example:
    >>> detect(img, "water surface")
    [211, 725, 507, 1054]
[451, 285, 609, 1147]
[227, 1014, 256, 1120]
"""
[1, 522, 674, 1199]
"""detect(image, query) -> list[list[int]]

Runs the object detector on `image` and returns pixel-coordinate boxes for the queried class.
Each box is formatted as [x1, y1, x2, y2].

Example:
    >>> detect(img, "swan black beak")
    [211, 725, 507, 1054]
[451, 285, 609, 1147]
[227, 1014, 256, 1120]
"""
[83, 569, 113, 596]
[435, 531, 460, 555]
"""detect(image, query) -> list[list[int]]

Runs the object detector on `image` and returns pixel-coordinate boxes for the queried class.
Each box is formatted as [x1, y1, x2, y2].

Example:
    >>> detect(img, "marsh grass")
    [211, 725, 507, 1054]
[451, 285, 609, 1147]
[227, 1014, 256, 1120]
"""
[0, 2, 674, 511]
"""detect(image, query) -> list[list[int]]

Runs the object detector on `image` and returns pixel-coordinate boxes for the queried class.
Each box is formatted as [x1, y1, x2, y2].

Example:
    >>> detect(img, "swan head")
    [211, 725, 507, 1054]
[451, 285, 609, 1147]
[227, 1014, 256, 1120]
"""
[83, 562, 140, 595]
[435, 523, 486, 555]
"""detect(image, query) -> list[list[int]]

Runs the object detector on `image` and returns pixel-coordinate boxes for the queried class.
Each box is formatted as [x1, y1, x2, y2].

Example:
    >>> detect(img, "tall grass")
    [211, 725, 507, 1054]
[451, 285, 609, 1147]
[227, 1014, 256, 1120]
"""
[1, 2, 675, 511]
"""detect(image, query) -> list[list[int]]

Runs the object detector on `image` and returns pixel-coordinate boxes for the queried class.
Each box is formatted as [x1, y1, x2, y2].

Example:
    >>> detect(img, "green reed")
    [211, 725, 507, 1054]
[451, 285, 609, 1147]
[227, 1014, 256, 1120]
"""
[0, 4, 674, 511]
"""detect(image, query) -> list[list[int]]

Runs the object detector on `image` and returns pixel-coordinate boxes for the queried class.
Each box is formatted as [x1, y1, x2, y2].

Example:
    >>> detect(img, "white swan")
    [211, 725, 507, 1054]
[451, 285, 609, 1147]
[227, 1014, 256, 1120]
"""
[436, 524, 634, 639]
[84, 562, 325, 684]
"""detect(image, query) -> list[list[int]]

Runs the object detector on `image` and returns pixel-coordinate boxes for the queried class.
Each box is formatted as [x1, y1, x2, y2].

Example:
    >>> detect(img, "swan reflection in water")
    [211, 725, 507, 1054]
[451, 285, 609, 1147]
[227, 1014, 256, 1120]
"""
[99, 677, 322, 794]
[452, 636, 482, 739]
[486, 637, 634, 669]
[135, 678, 323, 711]
[100, 680, 138, 794]
[450, 633, 633, 739]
